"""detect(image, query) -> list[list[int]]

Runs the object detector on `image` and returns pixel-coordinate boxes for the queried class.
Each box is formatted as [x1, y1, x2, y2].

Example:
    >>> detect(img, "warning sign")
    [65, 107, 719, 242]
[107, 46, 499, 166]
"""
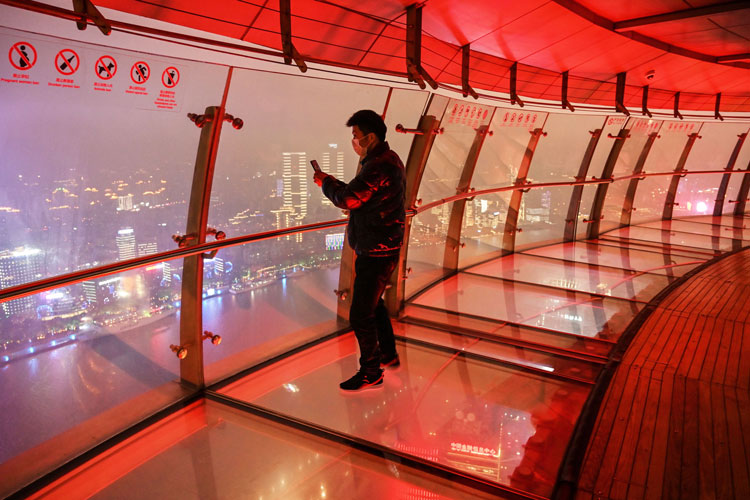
[55, 49, 79, 75]
[154, 89, 177, 110]
[95, 55, 117, 80]
[162, 66, 179, 88]
[8, 41, 36, 70]
[130, 61, 150, 84]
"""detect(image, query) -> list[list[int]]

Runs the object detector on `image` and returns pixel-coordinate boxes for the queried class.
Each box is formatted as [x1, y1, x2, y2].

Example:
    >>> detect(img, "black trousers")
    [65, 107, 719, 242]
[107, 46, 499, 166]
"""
[349, 254, 399, 375]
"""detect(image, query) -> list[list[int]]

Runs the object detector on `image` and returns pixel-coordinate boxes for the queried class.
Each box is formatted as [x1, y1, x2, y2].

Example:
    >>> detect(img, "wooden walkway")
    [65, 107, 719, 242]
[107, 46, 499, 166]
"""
[577, 248, 750, 500]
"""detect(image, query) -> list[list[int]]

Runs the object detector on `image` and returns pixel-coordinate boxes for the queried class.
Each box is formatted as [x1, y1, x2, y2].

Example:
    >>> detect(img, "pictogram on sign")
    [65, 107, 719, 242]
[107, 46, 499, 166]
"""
[55, 49, 79, 75]
[130, 61, 150, 84]
[96, 55, 117, 80]
[9, 42, 37, 70]
[162, 66, 179, 88]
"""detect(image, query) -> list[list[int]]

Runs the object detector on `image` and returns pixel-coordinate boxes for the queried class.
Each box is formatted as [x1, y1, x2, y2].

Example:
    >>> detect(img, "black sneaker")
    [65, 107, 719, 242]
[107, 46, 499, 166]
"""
[380, 354, 400, 369]
[339, 371, 383, 392]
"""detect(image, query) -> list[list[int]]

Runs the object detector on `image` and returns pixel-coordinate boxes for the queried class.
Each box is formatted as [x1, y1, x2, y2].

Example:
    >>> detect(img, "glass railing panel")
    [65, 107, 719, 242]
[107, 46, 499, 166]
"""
[576, 116, 629, 239]
[466, 253, 672, 302]
[515, 185, 574, 250]
[416, 99, 494, 203]
[0, 261, 188, 498]
[599, 118, 663, 233]
[604, 226, 740, 252]
[723, 168, 750, 214]
[402, 304, 614, 358]
[683, 122, 750, 172]
[382, 88, 430, 163]
[673, 174, 723, 218]
[457, 191, 512, 269]
[394, 322, 603, 383]
[209, 68, 391, 234]
[630, 121, 703, 224]
[411, 273, 640, 341]
[220, 334, 591, 498]
[34, 399, 503, 500]
[473, 108, 549, 191]
[0, 26, 228, 289]
[675, 214, 749, 227]
[202, 226, 345, 384]
[405, 201, 453, 299]
[523, 242, 705, 277]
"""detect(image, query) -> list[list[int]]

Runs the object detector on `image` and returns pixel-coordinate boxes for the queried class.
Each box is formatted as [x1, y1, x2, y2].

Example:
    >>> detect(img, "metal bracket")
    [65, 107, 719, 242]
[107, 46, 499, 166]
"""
[406, 4, 437, 89]
[561, 71, 575, 112]
[72, 0, 111, 35]
[279, 0, 307, 72]
[615, 72, 630, 116]
[608, 133, 631, 139]
[461, 45, 479, 99]
[202, 330, 222, 345]
[715, 93, 724, 121]
[333, 289, 348, 300]
[510, 62, 525, 107]
[642, 85, 652, 118]
[674, 92, 683, 120]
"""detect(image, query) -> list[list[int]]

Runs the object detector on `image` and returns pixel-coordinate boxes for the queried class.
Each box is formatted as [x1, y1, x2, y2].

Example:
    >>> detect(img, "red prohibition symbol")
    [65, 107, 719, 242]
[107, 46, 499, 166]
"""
[130, 61, 150, 84]
[96, 55, 117, 80]
[55, 49, 80, 75]
[162, 66, 179, 88]
[9, 41, 37, 70]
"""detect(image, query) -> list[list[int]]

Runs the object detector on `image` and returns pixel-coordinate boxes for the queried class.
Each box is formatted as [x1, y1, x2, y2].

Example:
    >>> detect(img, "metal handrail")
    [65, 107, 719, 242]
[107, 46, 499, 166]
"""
[2, 166, 747, 303]
[0, 219, 348, 304]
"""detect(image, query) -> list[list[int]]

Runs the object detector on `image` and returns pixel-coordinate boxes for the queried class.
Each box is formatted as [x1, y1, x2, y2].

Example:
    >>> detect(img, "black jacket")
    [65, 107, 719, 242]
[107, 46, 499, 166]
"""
[322, 141, 406, 257]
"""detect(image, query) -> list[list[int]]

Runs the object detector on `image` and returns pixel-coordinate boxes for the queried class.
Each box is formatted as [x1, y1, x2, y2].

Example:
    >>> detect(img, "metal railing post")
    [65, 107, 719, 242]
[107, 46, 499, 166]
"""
[443, 120, 494, 271]
[385, 110, 442, 316]
[563, 126, 604, 242]
[714, 131, 748, 216]
[620, 131, 660, 226]
[502, 127, 547, 253]
[586, 127, 631, 239]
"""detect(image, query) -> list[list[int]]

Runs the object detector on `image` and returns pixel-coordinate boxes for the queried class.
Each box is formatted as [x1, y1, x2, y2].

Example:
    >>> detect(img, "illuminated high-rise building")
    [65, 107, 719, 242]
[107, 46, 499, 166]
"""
[137, 240, 158, 257]
[0, 247, 43, 316]
[117, 194, 134, 211]
[320, 144, 345, 206]
[116, 228, 136, 261]
[281, 152, 308, 220]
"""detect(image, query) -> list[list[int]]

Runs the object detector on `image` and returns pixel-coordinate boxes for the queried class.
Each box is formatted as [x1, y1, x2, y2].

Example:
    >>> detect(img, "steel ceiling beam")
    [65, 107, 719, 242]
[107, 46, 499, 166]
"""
[613, 1, 750, 30]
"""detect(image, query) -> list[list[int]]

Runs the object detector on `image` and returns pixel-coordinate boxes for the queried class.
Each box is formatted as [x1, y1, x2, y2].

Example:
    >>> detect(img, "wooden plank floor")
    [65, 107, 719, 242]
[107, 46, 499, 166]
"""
[577, 248, 750, 500]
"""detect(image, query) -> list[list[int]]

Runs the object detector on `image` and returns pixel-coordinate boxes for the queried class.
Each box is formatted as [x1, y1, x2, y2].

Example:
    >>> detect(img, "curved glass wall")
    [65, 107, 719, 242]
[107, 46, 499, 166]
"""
[0, 26, 228, 289]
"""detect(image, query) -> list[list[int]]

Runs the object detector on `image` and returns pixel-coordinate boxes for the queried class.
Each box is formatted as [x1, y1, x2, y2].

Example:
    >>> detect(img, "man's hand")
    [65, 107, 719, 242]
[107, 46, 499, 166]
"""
[313, 171, 329, 187]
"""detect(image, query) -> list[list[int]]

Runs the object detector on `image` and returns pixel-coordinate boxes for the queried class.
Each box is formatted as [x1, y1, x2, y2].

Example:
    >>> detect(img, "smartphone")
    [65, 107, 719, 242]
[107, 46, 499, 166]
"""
[310, 160, 322, 173]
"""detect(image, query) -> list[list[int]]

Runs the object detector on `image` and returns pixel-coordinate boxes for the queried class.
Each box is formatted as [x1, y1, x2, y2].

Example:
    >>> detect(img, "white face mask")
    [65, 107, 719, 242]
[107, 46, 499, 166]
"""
[352, 133, 371, 156]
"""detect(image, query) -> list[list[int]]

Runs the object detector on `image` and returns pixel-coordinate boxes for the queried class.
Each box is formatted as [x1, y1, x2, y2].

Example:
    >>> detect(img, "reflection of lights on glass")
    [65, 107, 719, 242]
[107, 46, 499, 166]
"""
[283, 383, 300, 393]
[2, 356, 9, 363]
[696, 201, 707, 212]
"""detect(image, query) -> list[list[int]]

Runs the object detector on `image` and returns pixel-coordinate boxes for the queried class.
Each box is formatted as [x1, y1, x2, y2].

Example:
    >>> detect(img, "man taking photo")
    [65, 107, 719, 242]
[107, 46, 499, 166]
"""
[313, 109, 406, 392]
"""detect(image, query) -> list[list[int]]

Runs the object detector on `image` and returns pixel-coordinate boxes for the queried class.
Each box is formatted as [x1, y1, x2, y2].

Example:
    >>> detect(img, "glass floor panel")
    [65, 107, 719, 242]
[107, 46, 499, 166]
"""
[641, 219, 750, 240]
[594, 236, 718, 259]
[603, 226, 740, 252]
[393, 322, 604, 383]
[674, 214, 750, 228]
[219, 334, 591, 498]
[32, 399, 502, 500]
[465, 253, 672, 302]
[523, 242, 704, 276]
[402, 304, 613, 358]
[410, 273, 640, 340]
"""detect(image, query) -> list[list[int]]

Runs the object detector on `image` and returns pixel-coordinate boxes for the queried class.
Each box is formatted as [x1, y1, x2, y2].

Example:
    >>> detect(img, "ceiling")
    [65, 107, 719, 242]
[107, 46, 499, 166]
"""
[90, 0, 750, 112]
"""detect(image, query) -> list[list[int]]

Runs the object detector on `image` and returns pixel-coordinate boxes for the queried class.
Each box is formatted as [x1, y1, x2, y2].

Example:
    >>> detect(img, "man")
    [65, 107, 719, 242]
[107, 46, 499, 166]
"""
[313, 109, 405, 392]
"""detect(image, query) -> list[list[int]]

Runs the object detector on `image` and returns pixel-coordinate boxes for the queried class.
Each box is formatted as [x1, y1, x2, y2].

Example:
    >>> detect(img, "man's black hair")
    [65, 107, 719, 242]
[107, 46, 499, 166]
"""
[346, 109, 387, 142]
